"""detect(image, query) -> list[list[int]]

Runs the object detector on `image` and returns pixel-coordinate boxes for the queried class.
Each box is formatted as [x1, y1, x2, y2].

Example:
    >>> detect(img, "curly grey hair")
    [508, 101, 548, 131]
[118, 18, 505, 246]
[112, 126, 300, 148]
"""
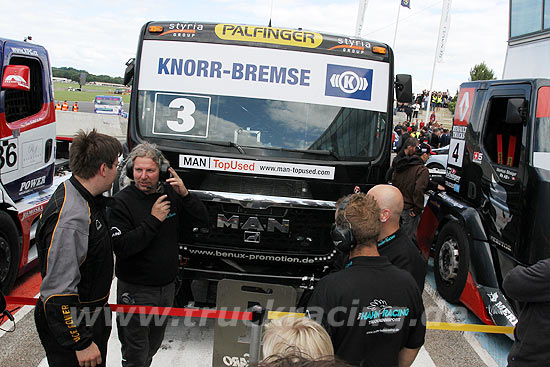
[127, 142, 170, 168]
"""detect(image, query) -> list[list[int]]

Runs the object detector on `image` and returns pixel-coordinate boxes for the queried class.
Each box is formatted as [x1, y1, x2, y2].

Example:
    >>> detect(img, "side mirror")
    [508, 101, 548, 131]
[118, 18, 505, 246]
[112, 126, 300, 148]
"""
[506, 98, 527, 124]
[2, 65, 31, 91]
[123, 58, 135, 86]
[395, 74, 412, 103]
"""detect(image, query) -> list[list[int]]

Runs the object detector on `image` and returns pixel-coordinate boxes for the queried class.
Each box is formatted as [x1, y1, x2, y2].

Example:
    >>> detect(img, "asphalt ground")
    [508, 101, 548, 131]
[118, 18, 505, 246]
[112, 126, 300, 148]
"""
[54, 100, 95, 113]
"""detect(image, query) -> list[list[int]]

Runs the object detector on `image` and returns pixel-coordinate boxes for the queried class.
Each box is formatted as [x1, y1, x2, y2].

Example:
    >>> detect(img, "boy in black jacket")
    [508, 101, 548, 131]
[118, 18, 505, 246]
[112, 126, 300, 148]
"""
[109, 142, 208, 367]
[35, 130, 122, 367]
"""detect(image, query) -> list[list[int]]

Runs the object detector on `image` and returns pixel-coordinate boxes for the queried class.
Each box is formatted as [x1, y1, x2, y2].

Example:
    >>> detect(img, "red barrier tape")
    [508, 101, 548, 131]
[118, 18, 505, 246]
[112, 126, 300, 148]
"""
[5, 296, 35, 305]
[5, 296, 514, 334]
[5, 296, 253, 321]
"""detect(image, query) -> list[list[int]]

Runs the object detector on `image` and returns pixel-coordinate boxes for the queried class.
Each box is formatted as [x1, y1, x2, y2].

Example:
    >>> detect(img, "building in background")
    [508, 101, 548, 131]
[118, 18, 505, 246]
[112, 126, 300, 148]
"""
[503, 0, 550, 78]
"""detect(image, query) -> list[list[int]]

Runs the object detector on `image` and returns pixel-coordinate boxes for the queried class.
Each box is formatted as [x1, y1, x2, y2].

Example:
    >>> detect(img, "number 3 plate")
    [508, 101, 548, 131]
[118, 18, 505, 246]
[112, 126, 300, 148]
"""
[153, 93, 210, 138]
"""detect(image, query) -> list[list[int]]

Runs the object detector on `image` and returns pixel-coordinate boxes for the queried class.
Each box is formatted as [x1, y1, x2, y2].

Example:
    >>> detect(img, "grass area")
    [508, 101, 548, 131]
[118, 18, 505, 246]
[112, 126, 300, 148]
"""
[53, 82, 130, 104]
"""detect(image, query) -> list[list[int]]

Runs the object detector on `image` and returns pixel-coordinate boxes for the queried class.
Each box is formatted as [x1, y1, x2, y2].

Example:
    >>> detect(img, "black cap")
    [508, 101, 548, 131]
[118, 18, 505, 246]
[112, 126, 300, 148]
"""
[415, 143, 432, 155]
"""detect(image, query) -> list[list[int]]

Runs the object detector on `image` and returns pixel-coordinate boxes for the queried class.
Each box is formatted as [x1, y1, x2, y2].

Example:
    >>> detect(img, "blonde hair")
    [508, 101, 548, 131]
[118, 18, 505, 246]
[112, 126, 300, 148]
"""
[262, 316, 334, 361]
[335, 193, 380, 248]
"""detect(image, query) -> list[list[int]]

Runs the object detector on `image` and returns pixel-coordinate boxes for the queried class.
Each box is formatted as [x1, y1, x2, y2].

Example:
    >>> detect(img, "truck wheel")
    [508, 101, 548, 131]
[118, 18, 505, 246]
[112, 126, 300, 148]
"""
[434, 221, 470, 304]
[0, 212, 21, 294]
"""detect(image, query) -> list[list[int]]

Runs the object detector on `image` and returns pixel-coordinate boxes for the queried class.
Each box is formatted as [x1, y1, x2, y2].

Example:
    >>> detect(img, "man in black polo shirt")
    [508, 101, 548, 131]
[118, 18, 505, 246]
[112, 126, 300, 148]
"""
[308, 193, 425, 367]
[367, 184, 427, 292]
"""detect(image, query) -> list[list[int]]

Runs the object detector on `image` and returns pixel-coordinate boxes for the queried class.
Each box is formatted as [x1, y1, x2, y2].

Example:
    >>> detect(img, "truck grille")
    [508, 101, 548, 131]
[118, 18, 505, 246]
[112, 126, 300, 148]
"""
[188, 200, 334, 256]
[201, 174, 312, 199]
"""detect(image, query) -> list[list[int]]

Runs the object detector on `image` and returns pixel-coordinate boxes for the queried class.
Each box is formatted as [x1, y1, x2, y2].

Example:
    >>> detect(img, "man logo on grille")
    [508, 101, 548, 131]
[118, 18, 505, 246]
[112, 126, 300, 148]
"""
[329, 71, 368, 94]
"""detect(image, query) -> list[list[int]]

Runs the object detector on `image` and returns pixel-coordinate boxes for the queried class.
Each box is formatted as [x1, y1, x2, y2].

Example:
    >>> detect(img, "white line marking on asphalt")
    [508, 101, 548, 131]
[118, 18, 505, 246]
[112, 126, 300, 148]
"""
[424, 282, 498, 367]
[0, 292, 39, 339]
[412, 346, 437, 367]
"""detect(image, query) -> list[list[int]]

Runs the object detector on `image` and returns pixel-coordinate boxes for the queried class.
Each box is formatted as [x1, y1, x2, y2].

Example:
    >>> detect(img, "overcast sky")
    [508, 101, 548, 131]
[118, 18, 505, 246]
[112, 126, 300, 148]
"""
[4, 0, 508, 94]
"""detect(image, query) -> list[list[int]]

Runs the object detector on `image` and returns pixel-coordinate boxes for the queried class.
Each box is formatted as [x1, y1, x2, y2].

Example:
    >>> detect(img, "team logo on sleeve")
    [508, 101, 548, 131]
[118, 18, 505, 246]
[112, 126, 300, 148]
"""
[325, 64, 373, 101]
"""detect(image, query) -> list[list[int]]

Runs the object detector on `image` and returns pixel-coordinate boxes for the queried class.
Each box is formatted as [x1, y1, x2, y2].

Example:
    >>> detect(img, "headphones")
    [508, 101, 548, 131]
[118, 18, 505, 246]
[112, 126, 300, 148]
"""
[125, 149, 170, 181]
[330, 197, 357, 253]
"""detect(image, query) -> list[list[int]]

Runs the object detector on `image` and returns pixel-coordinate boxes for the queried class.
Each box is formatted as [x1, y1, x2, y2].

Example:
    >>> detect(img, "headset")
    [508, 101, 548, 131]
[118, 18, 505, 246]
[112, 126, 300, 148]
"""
[125, 148, 170, 181]
[330, 197, 357, 253]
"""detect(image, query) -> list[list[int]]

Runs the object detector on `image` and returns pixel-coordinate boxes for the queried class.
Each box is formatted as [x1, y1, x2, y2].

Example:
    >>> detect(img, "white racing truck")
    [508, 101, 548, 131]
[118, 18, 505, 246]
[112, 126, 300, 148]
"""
[0, 37, 69, 294]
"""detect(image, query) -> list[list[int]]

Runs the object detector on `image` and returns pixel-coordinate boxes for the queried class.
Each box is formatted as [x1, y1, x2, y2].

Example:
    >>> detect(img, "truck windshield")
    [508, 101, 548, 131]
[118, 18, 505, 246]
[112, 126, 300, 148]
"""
[136, 91, 387, 161]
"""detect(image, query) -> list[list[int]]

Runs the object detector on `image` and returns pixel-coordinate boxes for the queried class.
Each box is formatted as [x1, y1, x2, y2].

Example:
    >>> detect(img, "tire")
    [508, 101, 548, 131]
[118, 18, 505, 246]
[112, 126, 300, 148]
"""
[0, 211, 21, 294]
[434, 221, 470, 304]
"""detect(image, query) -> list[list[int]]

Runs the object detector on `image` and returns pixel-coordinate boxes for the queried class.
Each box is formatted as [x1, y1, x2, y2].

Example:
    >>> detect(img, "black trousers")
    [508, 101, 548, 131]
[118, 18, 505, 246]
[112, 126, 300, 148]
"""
[400, 210, 421, 242]
[117, 279, 175, 367]
[34, 300, 111, 367]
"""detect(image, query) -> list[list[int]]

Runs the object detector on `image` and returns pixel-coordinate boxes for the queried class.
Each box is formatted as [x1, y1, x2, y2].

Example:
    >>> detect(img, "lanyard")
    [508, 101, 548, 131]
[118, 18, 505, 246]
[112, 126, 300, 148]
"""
[345, 233, 397, 268]
[377, 234, 396, 247]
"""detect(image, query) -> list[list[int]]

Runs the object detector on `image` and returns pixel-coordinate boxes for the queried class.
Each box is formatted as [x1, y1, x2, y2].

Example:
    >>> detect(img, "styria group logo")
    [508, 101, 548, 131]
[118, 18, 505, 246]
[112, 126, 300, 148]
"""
[325, 64, 373, 101]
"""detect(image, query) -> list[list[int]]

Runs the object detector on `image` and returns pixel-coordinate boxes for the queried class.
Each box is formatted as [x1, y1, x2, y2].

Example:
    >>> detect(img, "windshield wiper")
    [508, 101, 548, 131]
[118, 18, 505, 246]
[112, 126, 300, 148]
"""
[190, 141, 338, 160]
[196, 140, 246, 154]
[266, 147, 340, 160]
[296, 149, 340, 160]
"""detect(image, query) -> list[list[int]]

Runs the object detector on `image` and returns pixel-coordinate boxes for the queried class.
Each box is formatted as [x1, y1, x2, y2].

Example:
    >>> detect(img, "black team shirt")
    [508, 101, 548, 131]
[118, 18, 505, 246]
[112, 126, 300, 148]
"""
[308, 256, 425, 367]
[378, 228, 427, 292]
[333, 228, 427, 292]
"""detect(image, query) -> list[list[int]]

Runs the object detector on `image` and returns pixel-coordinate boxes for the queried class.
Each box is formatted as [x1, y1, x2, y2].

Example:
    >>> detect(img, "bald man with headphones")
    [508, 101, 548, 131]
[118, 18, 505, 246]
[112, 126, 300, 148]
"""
[307, 193, 425, 367]
[108, 142, 208, 367]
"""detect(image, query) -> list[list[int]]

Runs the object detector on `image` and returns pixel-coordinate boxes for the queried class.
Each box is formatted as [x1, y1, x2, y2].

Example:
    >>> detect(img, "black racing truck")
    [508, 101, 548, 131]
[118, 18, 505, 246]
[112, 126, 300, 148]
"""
[122, 21, 412, 305]
[417, 79, 550, 328]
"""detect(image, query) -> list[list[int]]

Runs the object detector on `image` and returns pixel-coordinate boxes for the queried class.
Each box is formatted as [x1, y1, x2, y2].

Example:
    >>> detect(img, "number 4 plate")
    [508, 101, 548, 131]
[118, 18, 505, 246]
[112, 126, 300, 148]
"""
[447, 138, 465, 168]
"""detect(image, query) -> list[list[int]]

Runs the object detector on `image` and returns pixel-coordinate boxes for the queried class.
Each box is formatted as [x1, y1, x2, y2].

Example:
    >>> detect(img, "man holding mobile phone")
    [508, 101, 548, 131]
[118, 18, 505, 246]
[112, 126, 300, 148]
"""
[108, 142, 208, 367]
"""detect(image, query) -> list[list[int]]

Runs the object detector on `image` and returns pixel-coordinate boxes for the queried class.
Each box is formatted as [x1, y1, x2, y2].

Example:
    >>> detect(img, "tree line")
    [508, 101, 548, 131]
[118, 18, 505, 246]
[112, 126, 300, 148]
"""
[447, 62, 496, 114]
[52, 67, 123, 85]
